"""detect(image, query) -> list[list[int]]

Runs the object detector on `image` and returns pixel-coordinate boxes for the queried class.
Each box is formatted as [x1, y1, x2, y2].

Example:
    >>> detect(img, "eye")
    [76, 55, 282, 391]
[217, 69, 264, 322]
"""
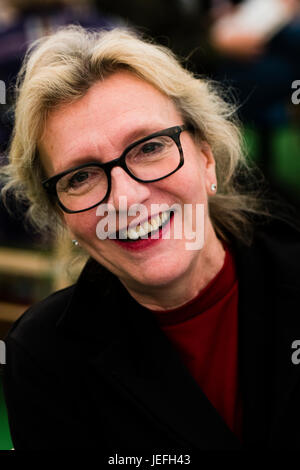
[68, 171, 89, 187]
[140, 141, 164, 154]
[57, 167, 104, 194]
[126, 135, 173, 165]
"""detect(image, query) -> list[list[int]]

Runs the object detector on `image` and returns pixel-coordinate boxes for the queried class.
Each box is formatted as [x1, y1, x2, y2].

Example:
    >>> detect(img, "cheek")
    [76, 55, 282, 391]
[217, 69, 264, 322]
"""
[170, 158, 206, 201]
[64, 211, 98, 241]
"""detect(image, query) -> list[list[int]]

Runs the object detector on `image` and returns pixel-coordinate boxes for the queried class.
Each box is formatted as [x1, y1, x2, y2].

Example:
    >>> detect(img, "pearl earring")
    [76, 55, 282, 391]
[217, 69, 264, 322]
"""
[72, 239, 79, 246]
[211, 183, 217, 192]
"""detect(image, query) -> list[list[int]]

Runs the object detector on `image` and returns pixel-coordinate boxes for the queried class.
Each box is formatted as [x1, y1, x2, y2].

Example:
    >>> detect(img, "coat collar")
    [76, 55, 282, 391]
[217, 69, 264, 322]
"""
[56, 217, 300, 449]
[57, 258, 242, 450]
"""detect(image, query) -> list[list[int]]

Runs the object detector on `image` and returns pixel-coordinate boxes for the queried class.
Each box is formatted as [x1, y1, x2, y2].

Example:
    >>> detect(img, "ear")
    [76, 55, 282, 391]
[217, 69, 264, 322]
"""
[199, 141, 217, 195]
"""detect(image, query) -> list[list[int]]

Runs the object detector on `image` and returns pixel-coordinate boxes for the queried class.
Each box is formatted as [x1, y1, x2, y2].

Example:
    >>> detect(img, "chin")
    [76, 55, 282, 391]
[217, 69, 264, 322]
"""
[128, 257, 191, 288]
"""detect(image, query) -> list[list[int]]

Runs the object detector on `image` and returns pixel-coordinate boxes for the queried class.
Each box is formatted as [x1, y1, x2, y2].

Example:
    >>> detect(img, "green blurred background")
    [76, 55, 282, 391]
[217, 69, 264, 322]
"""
[0, 375, 13, 450]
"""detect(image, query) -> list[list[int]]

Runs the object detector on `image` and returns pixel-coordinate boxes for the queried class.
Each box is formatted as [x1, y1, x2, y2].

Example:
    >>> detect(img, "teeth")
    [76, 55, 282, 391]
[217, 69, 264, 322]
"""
[150, 218, 158, 230]
[142, 221, 150, 232]
[120, 210, 170, 240]
[161, 212, 168, 223]
[127, 228, 139, 240]
[137, 226, 146, 237]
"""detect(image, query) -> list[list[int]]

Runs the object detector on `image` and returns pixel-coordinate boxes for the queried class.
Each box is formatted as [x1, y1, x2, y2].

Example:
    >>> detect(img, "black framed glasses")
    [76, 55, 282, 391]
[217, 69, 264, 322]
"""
[42, 125, 189, 213]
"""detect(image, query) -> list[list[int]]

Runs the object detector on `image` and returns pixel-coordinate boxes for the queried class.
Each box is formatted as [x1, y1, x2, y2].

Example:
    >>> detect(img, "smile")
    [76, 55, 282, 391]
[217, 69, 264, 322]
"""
[118, 210, 171, 241]
[110, 210, 175, 251]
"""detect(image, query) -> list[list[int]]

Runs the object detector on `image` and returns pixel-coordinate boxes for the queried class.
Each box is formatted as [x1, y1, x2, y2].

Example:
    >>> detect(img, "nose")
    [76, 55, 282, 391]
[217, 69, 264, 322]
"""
[106, 166, 151, 210]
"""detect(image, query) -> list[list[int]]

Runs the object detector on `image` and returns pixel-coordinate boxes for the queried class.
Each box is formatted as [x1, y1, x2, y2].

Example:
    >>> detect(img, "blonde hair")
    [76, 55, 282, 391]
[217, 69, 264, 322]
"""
[1, 25, 267, 245]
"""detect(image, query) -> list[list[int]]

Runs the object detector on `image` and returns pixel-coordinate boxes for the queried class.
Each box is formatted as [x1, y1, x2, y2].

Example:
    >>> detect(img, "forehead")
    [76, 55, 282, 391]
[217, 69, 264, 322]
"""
[40, 71, 182, 175]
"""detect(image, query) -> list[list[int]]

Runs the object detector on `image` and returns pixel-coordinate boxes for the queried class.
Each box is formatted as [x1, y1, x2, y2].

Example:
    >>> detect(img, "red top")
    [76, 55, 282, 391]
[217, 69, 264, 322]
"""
[150, 244, 243, 440]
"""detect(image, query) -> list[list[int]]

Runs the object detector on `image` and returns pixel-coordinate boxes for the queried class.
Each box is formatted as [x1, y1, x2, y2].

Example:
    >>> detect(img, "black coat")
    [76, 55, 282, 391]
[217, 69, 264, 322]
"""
[3, 216, 300, 452]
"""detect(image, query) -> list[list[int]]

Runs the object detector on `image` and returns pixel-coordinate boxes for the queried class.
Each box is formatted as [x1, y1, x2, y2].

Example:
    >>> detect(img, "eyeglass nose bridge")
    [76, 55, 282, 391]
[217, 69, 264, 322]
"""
[102, 152, 131, 178]
[101, 150, 146, 204]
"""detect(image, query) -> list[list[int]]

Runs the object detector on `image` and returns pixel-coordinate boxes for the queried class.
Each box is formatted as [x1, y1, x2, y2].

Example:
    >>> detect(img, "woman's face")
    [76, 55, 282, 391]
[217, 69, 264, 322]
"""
[39, 71, 218, 293]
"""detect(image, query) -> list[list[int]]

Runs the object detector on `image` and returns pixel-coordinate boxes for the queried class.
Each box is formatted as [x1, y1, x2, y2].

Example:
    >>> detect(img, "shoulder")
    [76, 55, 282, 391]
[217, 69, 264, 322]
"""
[232, 213, 300, 291]
[4, 256, 115, 368]
[254, 215, 300, 283]
[5, 284, 76, 367]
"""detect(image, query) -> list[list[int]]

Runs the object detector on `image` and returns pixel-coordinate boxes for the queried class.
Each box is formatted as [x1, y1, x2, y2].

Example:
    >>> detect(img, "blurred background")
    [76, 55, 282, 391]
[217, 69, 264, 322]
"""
[0, 0, 299, 449]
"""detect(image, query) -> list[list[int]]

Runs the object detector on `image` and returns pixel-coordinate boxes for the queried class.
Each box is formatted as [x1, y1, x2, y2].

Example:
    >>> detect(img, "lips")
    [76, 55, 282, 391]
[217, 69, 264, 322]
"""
[116, 210, 171, 242]
[110, 211, 174, 251]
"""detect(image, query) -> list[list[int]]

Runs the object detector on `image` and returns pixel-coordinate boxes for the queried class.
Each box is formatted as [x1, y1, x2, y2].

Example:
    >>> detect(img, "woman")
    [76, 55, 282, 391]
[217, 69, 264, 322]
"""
[1, 26, 300, 452]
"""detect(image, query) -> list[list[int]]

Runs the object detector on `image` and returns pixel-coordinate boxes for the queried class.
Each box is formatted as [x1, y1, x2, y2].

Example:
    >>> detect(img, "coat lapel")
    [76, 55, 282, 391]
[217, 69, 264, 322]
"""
[57, 259, 242, 450]
[93, 285, 242, 450]
[233, 239, 275, 446]
[57, 217, 300, 449]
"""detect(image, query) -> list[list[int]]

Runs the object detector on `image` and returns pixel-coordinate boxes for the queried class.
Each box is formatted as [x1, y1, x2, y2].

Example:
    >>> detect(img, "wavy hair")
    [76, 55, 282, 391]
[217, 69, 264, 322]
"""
[0, 25, 268, 245]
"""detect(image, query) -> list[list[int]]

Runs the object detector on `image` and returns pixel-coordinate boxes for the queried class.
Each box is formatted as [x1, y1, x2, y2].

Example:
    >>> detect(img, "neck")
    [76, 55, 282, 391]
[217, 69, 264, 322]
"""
[120, 229, 226, 311]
